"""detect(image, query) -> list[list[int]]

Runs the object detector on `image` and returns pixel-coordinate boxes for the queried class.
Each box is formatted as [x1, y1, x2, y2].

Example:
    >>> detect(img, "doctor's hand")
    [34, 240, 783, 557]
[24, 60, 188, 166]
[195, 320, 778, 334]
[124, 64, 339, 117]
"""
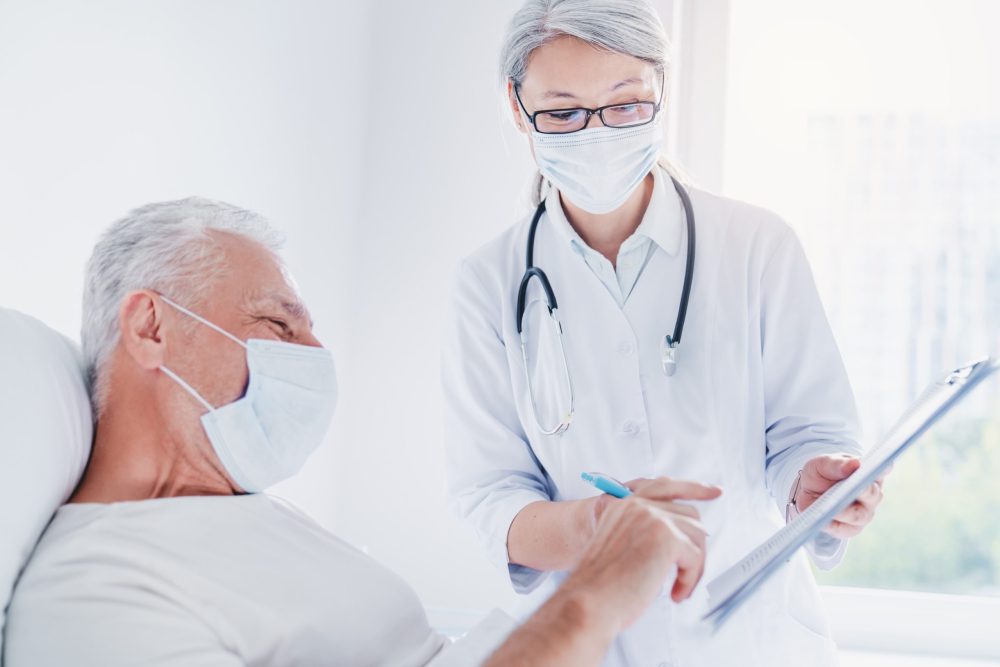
[793, 454, 889, 539]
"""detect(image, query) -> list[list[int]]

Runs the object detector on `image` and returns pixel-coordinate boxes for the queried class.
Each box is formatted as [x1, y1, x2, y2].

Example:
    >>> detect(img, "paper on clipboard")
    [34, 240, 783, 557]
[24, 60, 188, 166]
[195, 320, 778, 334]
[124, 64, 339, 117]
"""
[703, 357, 999, 629]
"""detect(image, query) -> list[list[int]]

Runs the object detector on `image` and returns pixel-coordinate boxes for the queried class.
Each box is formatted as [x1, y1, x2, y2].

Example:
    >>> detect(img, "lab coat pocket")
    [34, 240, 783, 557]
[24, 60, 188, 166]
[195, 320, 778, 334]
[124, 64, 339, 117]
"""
[779, 610, 839, 667]
[779, 557, 839, 665]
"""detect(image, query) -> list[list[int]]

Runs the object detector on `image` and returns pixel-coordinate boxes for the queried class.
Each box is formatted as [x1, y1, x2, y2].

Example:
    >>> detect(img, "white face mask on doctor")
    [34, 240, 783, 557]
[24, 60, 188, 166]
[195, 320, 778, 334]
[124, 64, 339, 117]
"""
[157, 295, 338, 493]
[531, 114, 664, 215]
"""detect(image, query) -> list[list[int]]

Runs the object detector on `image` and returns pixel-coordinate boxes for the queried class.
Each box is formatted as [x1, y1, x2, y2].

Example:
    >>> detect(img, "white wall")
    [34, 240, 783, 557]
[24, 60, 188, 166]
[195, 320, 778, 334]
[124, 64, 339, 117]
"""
[329, 0, 534, 612]
[0, 0, 538, 613]
[0, 0, 373, 531]
[0, 0, 684, 619]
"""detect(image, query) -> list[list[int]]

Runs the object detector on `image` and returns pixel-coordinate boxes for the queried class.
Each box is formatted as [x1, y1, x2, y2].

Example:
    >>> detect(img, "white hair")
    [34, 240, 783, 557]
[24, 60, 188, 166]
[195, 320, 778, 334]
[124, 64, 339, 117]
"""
[82, 196, 284, 415]
[500, 0, 669, 87]
[499, 0, 685, 203]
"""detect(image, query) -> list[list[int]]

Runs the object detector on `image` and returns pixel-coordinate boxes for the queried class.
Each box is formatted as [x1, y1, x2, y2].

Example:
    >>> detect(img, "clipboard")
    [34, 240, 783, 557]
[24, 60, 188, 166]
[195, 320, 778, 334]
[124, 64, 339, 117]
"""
[703, 357, 999, 629]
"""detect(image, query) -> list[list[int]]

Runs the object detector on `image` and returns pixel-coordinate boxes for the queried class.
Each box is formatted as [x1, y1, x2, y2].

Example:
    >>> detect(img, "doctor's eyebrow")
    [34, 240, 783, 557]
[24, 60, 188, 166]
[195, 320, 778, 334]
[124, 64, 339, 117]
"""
[538, 77, 649, 101]
[609, 76, 645, 91]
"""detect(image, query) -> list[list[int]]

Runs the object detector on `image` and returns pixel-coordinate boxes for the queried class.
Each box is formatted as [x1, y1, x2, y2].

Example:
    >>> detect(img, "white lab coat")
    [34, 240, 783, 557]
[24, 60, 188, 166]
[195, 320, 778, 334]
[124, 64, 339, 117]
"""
[443, 173, 862, 667]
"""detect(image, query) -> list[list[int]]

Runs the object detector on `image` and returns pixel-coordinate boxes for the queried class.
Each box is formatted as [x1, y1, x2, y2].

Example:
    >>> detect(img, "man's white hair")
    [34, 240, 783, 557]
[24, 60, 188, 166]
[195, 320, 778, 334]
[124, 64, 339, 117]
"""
[82, 196, 284, 416]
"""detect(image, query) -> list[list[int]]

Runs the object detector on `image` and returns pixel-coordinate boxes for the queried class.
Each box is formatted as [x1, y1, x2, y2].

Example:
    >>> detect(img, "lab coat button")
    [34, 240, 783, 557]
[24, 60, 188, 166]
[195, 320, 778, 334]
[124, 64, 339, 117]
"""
[618, 341, 633, 356]
[622, 420, 638, 435]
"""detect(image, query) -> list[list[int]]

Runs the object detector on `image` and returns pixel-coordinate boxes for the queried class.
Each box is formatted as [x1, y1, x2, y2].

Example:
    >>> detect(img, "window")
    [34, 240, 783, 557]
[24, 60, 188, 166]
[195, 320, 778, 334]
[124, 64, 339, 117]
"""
[721, 0, 1000, 597]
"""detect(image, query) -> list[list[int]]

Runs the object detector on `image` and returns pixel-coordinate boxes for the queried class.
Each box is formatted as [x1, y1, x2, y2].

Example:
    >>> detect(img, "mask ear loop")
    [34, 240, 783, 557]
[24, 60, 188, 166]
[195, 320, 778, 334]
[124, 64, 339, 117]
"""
[159, 365, 215, 412]
[155, 294, 249, 412]
[158, 295, 249, 350]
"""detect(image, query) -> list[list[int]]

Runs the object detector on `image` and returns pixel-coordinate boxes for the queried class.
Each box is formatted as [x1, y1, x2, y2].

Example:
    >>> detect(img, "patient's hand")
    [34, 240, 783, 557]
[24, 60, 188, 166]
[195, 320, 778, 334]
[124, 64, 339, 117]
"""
[485, 479, 721, 667]
[571, 480, 721, 626]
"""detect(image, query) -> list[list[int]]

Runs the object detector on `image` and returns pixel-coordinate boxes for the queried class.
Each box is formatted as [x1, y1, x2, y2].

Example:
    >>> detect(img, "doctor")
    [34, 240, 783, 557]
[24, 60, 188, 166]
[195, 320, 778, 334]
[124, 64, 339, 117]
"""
[443, 1, 887, 665]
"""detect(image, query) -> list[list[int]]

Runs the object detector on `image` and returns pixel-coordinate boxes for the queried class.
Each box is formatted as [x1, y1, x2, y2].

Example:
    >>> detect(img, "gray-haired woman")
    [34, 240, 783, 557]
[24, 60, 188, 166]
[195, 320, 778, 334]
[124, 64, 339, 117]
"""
[443, 1, 887, 665]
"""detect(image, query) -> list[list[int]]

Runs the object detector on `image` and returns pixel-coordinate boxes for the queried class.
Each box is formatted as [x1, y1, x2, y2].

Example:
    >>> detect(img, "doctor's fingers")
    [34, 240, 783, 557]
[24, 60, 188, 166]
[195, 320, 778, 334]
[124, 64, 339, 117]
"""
[833, 486, 883, 528]
[832, 500, 874, 528]
[835, 480, 885, 523]
[628, 477, 723, 502]
[857, 479, 886, 508]
[823, 519, 865, 539]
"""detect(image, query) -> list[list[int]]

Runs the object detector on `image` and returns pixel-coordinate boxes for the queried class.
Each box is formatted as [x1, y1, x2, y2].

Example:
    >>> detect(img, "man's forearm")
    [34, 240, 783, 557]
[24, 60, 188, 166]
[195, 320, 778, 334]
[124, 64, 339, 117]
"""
[483, 586, 614, 667]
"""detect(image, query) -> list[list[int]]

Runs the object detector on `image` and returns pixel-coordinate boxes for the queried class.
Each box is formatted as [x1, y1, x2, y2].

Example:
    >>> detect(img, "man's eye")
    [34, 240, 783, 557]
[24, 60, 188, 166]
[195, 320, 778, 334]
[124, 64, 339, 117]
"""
[268, 318, 290, 332]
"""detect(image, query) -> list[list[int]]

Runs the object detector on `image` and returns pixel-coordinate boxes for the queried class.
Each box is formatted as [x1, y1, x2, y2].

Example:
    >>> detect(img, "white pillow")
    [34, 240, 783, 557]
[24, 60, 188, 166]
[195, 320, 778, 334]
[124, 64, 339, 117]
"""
[0, 308, 92, 655]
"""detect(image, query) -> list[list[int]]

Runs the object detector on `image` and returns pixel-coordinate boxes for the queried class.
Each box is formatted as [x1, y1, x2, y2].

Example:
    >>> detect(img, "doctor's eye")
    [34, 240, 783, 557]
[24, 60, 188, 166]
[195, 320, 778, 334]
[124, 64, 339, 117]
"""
[602, 102, 655, 127]
[536, 108, 587, 132]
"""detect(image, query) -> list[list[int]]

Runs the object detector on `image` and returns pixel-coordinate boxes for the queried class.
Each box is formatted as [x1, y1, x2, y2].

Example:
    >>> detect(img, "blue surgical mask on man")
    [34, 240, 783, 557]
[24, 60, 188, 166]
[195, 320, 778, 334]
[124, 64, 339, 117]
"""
[157, 295, 338, 493]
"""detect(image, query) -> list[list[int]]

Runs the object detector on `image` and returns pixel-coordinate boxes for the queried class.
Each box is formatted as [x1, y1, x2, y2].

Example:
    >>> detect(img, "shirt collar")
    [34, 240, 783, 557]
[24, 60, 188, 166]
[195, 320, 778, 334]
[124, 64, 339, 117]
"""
[544, 166, 683, 258]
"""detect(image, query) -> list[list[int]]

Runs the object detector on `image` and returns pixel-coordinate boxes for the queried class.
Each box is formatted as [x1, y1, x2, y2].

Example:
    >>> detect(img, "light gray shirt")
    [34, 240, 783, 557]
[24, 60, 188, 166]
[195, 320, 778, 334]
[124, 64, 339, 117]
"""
[5, 494, 511, 666]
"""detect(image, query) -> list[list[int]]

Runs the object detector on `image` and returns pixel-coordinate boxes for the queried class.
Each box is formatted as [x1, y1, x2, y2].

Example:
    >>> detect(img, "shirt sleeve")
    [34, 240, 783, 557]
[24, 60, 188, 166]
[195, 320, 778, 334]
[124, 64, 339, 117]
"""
[442, 259, 553, 593]
[759, 228, 864, 569]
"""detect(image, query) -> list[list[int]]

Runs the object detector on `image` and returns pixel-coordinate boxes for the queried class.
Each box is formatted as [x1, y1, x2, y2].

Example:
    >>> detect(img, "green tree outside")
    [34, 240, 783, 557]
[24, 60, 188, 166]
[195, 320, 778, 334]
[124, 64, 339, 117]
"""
[817, 395, 1000, 596]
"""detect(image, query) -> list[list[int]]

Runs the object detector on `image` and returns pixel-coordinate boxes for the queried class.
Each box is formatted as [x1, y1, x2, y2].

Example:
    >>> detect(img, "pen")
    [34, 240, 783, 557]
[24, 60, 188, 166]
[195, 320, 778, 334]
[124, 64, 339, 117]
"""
[580, 471, 632, 498]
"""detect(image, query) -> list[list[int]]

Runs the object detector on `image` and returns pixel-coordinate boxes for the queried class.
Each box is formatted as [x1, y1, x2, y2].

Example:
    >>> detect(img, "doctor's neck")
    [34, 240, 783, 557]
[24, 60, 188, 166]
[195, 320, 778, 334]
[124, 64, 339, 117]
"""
[559, 172, 654, 268]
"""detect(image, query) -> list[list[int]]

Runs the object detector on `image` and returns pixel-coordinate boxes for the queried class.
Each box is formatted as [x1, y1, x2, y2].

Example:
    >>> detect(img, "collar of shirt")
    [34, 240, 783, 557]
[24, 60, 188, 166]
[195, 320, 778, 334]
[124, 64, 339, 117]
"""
[542, 166, 683, 305]
[543, 166, 683, 260]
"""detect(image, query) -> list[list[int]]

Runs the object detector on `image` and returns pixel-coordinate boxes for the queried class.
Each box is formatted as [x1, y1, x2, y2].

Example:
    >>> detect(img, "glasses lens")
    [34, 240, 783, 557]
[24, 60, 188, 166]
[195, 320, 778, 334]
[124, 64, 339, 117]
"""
[534, 108, 588, 134]
[601, 102, 656, 128]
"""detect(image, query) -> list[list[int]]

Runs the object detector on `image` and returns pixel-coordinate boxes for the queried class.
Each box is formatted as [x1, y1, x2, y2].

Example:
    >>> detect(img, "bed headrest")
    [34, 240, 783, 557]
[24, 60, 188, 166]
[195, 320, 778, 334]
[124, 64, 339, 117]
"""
[0, 308, 93, 655]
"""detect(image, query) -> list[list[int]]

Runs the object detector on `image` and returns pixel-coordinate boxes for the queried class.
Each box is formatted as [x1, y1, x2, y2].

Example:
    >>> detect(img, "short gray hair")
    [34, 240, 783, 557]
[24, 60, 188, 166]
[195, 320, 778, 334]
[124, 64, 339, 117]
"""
[499, 0, 670, 87]
[82, 197, 284, 415]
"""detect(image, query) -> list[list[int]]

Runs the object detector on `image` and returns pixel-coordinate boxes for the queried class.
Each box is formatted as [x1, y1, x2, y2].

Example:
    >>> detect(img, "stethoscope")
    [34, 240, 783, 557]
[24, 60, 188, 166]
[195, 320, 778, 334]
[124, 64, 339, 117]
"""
[515, 173, 696, 435]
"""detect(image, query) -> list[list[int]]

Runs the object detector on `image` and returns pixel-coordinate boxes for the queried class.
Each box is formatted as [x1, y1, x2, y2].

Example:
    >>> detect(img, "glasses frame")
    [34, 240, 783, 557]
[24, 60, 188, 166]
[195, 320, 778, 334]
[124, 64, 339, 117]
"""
[514, 72, 665, 135]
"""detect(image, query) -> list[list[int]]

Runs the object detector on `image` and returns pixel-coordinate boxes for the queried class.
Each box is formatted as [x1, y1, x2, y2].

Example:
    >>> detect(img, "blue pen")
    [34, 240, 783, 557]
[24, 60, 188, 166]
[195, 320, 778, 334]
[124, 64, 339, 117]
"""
[581, 471, 633, 498]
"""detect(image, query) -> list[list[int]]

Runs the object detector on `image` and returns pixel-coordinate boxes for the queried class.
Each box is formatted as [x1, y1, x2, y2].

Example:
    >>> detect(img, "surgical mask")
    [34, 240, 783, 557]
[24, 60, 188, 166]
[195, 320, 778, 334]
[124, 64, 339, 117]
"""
[157, 296, 338, 493]
[532, 120, 663, 215]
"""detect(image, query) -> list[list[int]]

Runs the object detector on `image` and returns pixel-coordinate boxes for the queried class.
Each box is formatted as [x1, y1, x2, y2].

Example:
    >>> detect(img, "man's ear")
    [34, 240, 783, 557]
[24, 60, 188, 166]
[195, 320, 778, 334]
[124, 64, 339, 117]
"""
[507, 80, 528, 134]
[117, 290, 168, 371]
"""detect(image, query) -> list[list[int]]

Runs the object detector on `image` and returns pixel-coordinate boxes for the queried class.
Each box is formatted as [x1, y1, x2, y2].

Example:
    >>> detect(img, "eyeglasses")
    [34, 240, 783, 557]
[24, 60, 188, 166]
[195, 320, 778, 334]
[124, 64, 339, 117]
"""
[514, 76, 664, 135]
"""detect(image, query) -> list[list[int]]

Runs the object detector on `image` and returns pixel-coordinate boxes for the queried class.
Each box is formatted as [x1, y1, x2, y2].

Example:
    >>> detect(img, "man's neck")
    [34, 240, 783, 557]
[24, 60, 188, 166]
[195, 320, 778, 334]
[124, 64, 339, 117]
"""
[560, 172, 655, 267]
[70, 393, 233, 504]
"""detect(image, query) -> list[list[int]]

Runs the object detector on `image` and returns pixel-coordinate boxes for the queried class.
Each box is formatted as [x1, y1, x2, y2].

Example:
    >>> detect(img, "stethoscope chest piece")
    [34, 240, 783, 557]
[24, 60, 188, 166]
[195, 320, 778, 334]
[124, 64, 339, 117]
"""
[661, 335, 678, 376]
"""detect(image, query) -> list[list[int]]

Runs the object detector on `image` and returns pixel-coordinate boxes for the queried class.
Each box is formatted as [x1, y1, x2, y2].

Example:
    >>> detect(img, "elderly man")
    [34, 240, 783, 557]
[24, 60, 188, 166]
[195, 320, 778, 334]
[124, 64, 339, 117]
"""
[3, 198, 717, 666]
